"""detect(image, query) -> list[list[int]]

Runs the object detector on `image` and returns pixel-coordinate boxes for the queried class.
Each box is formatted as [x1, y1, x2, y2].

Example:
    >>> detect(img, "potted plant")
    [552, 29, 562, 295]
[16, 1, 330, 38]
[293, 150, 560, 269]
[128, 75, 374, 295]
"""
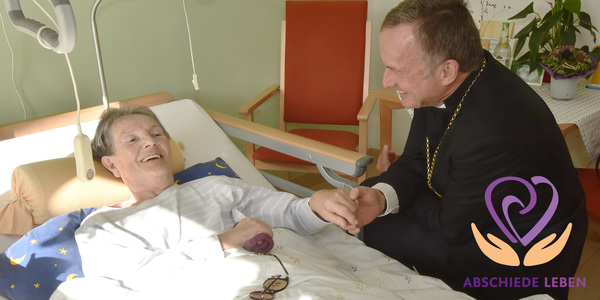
[541, 45, 598, 99]
[509, 0, 600, 74]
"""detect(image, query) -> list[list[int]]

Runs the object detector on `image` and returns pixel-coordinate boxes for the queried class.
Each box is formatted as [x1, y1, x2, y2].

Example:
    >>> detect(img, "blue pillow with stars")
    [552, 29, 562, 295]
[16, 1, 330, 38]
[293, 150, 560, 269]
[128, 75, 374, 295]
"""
[0, 207, 97, 300]
[174, 157, 239, 185]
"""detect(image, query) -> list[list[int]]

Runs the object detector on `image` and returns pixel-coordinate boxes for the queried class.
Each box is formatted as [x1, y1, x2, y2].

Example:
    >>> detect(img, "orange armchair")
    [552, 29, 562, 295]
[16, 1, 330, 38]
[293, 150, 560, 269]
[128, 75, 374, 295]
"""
[239, 0, 374, 182]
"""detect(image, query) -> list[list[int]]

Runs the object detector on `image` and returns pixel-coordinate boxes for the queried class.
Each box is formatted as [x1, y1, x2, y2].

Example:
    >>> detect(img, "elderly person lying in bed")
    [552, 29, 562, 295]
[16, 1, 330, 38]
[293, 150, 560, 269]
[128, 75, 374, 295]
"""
[72, 105, 366, 297]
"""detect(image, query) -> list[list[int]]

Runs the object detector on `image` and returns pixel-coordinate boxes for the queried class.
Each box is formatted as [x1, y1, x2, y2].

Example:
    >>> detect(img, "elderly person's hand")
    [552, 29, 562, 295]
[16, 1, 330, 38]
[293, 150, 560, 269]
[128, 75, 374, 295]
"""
[377, 145, 400, 174]
[218, 218, 273, 251]
[309, 187, 387, 235]
[309, 189, 360, 234]
[348, 186, 387, 229]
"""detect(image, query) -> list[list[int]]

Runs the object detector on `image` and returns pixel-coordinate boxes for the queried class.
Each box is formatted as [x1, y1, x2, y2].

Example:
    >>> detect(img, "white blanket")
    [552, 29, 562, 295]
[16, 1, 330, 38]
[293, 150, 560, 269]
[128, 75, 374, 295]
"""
[52, 224, 474, 300]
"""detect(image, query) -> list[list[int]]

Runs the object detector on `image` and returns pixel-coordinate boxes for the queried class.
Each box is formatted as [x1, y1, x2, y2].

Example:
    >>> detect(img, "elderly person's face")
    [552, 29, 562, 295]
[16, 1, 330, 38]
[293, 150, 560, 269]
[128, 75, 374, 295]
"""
[379, 24, 448, 108]
[101, 114, 173, 190]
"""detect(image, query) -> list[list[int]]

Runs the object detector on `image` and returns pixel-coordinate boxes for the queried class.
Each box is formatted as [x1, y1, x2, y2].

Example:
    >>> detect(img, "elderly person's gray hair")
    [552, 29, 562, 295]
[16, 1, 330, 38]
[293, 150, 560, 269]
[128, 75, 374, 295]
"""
[92, 105, 170, 161]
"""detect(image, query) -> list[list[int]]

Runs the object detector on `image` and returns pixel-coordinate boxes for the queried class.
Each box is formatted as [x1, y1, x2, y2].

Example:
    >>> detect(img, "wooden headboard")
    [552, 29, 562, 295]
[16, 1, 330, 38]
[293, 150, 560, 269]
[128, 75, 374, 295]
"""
[0, 92, 175, 142]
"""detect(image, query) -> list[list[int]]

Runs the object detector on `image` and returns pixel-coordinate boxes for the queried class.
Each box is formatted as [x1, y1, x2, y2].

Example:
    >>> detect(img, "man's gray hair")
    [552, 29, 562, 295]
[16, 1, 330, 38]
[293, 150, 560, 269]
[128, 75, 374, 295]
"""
[382, 0, 484, 75]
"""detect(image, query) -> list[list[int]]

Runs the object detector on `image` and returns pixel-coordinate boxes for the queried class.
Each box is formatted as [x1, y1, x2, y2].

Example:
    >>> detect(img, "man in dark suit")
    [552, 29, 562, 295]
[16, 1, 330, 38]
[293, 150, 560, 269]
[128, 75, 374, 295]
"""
[310, 0, 587, 299]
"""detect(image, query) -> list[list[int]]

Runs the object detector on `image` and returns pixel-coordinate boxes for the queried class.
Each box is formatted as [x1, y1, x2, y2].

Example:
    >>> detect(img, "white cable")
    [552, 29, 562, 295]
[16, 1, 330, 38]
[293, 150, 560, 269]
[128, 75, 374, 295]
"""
[0, 8, 27, 120]
[33, 0, 55, 51]
[64, 53, 83, 134]
[29, 0, 94, 182]
[182, 0, 199, 90]
[33, 0, 82, 135]
[34, 0, 59, 27]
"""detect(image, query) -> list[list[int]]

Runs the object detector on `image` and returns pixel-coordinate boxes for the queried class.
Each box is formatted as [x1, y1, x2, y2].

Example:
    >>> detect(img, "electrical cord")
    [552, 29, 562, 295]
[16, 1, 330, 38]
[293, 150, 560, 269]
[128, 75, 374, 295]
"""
[33, 0, 83, 134]
[182, 0, 199, 91]
[0, 8, 27, 120]
[64, 53, 83, 134]
[33, 0, 94, 181]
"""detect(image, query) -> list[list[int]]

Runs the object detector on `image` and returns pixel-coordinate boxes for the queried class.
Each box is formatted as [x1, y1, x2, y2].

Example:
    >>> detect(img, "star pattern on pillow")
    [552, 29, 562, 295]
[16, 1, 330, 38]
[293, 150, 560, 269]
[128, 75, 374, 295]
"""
[174, 157, 239, 185]
[0, 207, 96, 300]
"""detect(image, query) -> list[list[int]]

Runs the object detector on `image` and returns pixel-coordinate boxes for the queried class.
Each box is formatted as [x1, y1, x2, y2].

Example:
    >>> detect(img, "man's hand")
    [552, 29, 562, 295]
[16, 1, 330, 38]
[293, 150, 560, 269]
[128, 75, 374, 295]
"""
[309, 187, 386, 235]
[348, 186, 386, 228]
[309, 189, 359, 234]
[218, 218, 273, 251]
[377, 145, 400, 174]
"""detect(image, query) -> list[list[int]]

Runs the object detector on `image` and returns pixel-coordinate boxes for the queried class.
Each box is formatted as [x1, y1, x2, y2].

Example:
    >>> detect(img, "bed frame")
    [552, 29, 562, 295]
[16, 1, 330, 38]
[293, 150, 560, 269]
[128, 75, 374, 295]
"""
[0, 92, 176, 141]
[0, 92, 372, 232]
[0, 92, 553, 300]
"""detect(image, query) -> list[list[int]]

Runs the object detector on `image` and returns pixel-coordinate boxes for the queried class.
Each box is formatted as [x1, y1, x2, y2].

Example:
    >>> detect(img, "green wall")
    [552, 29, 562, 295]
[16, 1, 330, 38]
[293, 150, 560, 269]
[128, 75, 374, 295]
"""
[0, 0, 400, 125]
[0, 0, 284, 125]
[2, 0, 599, 153]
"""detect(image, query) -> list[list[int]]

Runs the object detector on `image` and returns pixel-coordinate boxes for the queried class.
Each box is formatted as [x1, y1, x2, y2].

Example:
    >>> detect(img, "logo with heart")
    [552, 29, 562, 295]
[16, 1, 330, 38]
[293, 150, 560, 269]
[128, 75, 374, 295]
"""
[471, 176, 572, 267]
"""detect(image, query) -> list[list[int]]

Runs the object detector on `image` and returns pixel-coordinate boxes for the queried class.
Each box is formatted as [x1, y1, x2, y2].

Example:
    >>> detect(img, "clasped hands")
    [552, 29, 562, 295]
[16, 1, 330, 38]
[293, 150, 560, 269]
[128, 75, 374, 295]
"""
[218, 185, 386, 253]
[217, 146, 398, 252]
[306, 144, 397, 234]
[309, 186, 386, 235]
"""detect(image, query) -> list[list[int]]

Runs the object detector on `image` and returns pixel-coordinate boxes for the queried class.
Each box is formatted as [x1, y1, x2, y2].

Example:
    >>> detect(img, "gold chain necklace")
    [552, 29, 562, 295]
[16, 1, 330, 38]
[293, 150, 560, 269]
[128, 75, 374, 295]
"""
[426, 58, 486, 198]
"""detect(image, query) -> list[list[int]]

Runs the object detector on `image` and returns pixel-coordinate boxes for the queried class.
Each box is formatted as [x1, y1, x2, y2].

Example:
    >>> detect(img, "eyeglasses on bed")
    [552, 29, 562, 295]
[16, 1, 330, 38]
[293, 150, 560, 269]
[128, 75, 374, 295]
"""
[249, 253, 289, 300]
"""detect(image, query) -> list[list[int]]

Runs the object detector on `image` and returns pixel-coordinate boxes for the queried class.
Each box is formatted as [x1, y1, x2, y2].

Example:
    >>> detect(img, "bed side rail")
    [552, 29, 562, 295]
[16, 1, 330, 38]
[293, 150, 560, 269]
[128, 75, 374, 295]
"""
[206, 109, 372, 190]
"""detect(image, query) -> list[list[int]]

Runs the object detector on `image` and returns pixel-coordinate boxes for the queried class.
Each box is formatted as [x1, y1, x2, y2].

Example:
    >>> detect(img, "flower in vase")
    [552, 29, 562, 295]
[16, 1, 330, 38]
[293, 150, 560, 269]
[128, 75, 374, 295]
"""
[541, 45, 598, 79]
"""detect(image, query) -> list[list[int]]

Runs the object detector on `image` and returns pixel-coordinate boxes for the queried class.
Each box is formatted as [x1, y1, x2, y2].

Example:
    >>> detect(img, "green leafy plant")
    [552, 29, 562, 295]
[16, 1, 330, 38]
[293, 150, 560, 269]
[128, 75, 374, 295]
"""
[509, 0, 599, 73]
[541, 45, 598, 78]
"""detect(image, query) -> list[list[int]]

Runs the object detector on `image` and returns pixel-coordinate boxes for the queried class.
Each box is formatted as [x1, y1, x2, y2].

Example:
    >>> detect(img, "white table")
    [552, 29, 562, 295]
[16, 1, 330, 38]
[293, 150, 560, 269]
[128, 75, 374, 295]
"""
[531, 81, 600, 167]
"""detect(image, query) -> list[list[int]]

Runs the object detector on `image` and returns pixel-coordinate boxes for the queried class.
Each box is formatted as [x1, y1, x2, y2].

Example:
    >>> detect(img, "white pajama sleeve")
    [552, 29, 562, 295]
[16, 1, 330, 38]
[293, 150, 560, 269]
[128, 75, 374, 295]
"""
[227, 178, 329, 235]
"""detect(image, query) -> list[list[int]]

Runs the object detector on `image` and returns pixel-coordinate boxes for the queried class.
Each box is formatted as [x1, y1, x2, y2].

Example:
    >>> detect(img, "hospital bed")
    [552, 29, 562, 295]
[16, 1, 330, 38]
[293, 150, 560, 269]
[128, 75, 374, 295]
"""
[0, 93, 479, 299]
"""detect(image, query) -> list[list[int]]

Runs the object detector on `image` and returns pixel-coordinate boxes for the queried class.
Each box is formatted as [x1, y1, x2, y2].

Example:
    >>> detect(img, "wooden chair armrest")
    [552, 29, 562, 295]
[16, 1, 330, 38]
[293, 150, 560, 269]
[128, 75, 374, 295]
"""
[357, 93, 378, 121]
[238, 85, 280, 117]
[207, 109, 372, 178]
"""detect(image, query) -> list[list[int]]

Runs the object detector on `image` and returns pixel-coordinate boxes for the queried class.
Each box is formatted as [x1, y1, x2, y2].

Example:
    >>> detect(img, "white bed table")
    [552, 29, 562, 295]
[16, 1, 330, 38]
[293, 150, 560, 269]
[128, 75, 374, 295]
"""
[531, 82, 600, 167]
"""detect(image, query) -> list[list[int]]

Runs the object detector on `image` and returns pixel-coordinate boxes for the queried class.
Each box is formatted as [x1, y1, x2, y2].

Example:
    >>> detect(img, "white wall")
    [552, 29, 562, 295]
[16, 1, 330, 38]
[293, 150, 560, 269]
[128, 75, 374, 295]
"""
[368, 0, 600, 90]
[367, 0, 600, 153]
[0, 0, 284, 126]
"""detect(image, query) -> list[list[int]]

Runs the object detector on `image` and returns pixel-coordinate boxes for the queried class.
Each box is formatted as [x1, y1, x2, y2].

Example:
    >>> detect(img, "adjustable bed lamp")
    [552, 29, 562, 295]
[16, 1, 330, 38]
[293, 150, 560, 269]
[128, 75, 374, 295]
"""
[4, 0, 96, 183]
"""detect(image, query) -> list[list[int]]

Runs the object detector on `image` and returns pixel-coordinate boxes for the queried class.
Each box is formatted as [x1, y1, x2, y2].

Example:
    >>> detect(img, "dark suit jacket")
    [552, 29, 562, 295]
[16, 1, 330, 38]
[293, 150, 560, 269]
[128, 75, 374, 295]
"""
[363, 51, 587, 300]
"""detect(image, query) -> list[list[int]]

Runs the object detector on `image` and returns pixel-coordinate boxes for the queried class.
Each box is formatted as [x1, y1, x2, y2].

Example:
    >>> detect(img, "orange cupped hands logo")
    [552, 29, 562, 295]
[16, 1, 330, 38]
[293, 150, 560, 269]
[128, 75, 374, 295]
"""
[472, 176, 572, 267]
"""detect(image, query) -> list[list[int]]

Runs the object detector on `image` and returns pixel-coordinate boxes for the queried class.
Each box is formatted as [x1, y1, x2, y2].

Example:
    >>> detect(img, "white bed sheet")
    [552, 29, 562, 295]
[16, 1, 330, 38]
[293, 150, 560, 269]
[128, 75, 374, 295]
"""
[50, 224, 473, 300]
[0, 100, 553, 300]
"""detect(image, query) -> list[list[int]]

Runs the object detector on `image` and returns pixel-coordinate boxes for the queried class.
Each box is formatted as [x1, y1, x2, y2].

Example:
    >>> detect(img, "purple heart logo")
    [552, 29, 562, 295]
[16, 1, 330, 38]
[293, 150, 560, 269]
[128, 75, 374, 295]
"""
[484, 176, 559, 246]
